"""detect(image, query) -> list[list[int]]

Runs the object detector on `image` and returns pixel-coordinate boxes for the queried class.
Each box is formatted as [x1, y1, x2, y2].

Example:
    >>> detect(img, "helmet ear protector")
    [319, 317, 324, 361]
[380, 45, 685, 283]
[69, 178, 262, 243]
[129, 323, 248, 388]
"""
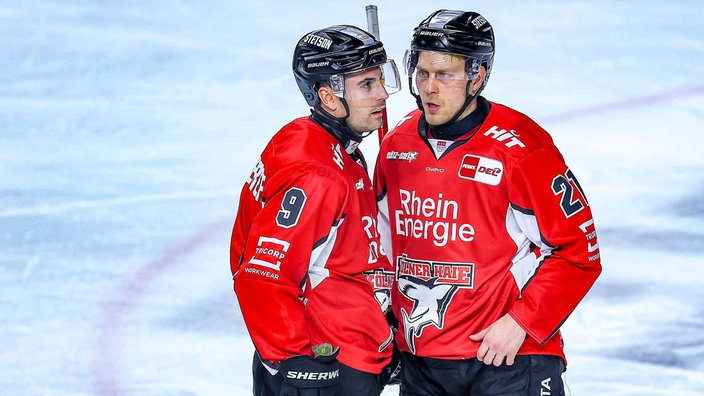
[293, 25, 401, 107]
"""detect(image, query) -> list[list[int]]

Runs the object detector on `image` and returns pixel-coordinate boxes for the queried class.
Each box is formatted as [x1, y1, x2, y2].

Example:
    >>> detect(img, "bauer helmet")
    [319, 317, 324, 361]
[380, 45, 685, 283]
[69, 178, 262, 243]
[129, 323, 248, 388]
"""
[404, 10, 495, 104]
[293, 25, 400, 107]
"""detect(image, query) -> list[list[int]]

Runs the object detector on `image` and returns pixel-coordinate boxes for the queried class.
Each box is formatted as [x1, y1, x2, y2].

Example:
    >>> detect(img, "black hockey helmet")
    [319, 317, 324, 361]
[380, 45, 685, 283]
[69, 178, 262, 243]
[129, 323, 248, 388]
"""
[293, 25, 400, 107]
[405, 10, 494, 93]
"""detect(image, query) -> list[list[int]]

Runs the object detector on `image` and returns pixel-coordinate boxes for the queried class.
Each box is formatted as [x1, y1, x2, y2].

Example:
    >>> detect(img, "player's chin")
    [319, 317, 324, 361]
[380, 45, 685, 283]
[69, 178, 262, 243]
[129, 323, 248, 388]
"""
[370, 116, 384, 129]
[424, 112, 450, 126]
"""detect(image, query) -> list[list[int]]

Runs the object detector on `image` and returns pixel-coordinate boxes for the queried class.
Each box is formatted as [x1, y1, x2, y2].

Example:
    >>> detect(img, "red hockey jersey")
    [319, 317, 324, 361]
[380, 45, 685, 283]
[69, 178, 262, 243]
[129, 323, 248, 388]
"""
[374, 103, 602, 363]
[231, 116, 394, 374]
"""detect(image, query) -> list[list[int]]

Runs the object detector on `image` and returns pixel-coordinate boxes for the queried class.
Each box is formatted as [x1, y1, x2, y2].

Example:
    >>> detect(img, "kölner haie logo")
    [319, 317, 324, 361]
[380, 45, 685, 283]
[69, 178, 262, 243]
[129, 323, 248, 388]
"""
[458, 155, 503, 186]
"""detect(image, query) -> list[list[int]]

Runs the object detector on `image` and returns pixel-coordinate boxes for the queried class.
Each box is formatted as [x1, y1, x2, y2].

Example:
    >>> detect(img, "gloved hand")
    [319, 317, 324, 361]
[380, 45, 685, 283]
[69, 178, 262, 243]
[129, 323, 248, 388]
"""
[378, 342, 401, 387]
[279, 345, 340, 396]
[379, 312, 401, 387]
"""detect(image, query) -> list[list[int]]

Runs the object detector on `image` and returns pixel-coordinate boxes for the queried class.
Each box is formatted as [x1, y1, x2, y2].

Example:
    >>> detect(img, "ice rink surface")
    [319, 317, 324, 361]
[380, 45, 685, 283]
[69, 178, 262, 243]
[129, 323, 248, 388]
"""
[1, 1, 704, 395]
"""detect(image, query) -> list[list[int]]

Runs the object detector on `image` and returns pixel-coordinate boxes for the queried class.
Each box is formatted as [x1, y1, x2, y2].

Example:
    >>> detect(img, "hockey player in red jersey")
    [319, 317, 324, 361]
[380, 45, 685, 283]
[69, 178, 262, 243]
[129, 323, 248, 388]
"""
[230, 25, 401, 395]
[374, 10, 602, 395]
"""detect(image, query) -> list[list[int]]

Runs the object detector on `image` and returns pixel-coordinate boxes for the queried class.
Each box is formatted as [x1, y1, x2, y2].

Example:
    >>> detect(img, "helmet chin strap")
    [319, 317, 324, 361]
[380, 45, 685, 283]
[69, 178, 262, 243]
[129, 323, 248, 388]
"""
[436, 89, 474, 129]
[311, 98, 363, 154]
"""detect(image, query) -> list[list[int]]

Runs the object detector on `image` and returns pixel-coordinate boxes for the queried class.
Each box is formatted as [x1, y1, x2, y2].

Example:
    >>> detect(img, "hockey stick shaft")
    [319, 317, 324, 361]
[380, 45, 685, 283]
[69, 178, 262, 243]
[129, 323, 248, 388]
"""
[365, 5, 389, 143]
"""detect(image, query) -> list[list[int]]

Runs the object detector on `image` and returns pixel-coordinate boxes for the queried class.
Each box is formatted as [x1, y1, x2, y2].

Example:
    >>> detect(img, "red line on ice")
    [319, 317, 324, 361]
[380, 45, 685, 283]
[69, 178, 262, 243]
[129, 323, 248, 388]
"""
[542, 84, 704, 124]
[91, 219, 229, 395]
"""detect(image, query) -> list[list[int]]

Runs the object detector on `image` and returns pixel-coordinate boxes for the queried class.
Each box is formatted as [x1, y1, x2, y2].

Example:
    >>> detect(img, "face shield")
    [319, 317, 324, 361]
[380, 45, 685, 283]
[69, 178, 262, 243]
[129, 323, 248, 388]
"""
[404, 49, 476, 97]
[328, 59, 401, 101]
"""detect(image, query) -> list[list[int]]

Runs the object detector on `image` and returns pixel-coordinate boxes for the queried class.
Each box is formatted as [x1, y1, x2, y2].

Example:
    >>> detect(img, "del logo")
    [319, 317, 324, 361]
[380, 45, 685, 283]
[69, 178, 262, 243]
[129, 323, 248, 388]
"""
[458, 154, 503, 186]
[396, 254, 474, 354]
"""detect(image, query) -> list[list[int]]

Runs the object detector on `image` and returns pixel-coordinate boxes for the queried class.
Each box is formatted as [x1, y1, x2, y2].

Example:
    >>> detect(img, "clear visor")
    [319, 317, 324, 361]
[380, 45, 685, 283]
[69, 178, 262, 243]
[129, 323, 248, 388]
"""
[403, 49, 472, 95]
[329, 59, 401, 101]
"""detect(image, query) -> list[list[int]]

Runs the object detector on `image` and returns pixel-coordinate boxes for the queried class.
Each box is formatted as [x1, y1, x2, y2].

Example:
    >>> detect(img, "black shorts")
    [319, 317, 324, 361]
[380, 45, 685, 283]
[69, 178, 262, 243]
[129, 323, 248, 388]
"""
[399, 352, 565, 396]
[252, 351, 384, 396]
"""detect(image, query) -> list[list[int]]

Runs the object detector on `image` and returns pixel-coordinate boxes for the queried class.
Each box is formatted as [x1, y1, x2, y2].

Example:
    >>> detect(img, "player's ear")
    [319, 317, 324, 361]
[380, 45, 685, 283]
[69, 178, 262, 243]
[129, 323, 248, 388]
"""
[470, 66, 487, 96]
[318, 85, 338, 112]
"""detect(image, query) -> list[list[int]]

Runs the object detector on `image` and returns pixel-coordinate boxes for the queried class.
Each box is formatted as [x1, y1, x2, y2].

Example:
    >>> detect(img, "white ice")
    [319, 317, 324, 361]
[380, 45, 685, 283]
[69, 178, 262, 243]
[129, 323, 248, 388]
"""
[1, 1, 703, 395]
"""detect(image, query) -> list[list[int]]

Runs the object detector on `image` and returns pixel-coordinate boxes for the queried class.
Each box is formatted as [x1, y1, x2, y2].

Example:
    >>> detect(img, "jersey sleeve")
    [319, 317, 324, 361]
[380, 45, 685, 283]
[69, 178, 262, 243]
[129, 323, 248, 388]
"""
[233, 161, 349, 363]
[506, 148, 602, 344]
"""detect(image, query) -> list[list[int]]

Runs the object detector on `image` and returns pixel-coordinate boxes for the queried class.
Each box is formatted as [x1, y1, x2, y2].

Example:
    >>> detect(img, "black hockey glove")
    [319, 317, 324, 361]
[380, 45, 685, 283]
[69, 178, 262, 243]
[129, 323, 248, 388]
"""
[379, 311, 401, 387]
[279, 345, 340, 396]
[378, 341, 401, 387]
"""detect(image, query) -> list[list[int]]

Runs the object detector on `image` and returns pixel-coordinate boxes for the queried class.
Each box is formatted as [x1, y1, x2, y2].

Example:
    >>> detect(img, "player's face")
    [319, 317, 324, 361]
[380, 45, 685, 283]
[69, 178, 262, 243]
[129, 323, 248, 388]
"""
[342, 67, 389, 134]
[414, 51, 472, 126]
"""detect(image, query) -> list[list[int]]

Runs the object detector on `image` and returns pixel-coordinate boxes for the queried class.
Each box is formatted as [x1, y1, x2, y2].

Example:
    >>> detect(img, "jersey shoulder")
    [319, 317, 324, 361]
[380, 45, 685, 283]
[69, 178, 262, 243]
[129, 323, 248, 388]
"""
[265, 117, 342, 172]
[480, 101, 560, 155]
[380, 109, 422, 152]
[266, 118, 356, 202]
[385, 109, 422, 138]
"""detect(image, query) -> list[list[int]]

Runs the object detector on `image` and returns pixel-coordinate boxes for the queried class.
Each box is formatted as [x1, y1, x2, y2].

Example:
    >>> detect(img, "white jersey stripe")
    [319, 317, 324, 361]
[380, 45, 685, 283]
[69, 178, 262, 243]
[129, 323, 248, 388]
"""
[308, 217, 344, 289]
[508, 205, 556, 291]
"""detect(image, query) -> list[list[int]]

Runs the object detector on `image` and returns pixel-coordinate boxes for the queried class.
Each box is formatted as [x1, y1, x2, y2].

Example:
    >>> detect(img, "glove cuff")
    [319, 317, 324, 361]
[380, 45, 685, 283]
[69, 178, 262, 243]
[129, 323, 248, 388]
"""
[279, 355, 340, 389]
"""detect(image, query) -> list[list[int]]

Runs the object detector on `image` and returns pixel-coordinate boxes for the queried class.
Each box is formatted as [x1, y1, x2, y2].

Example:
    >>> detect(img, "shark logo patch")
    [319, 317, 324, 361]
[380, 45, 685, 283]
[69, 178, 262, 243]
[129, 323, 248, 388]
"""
[395, 254, 474, 353]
